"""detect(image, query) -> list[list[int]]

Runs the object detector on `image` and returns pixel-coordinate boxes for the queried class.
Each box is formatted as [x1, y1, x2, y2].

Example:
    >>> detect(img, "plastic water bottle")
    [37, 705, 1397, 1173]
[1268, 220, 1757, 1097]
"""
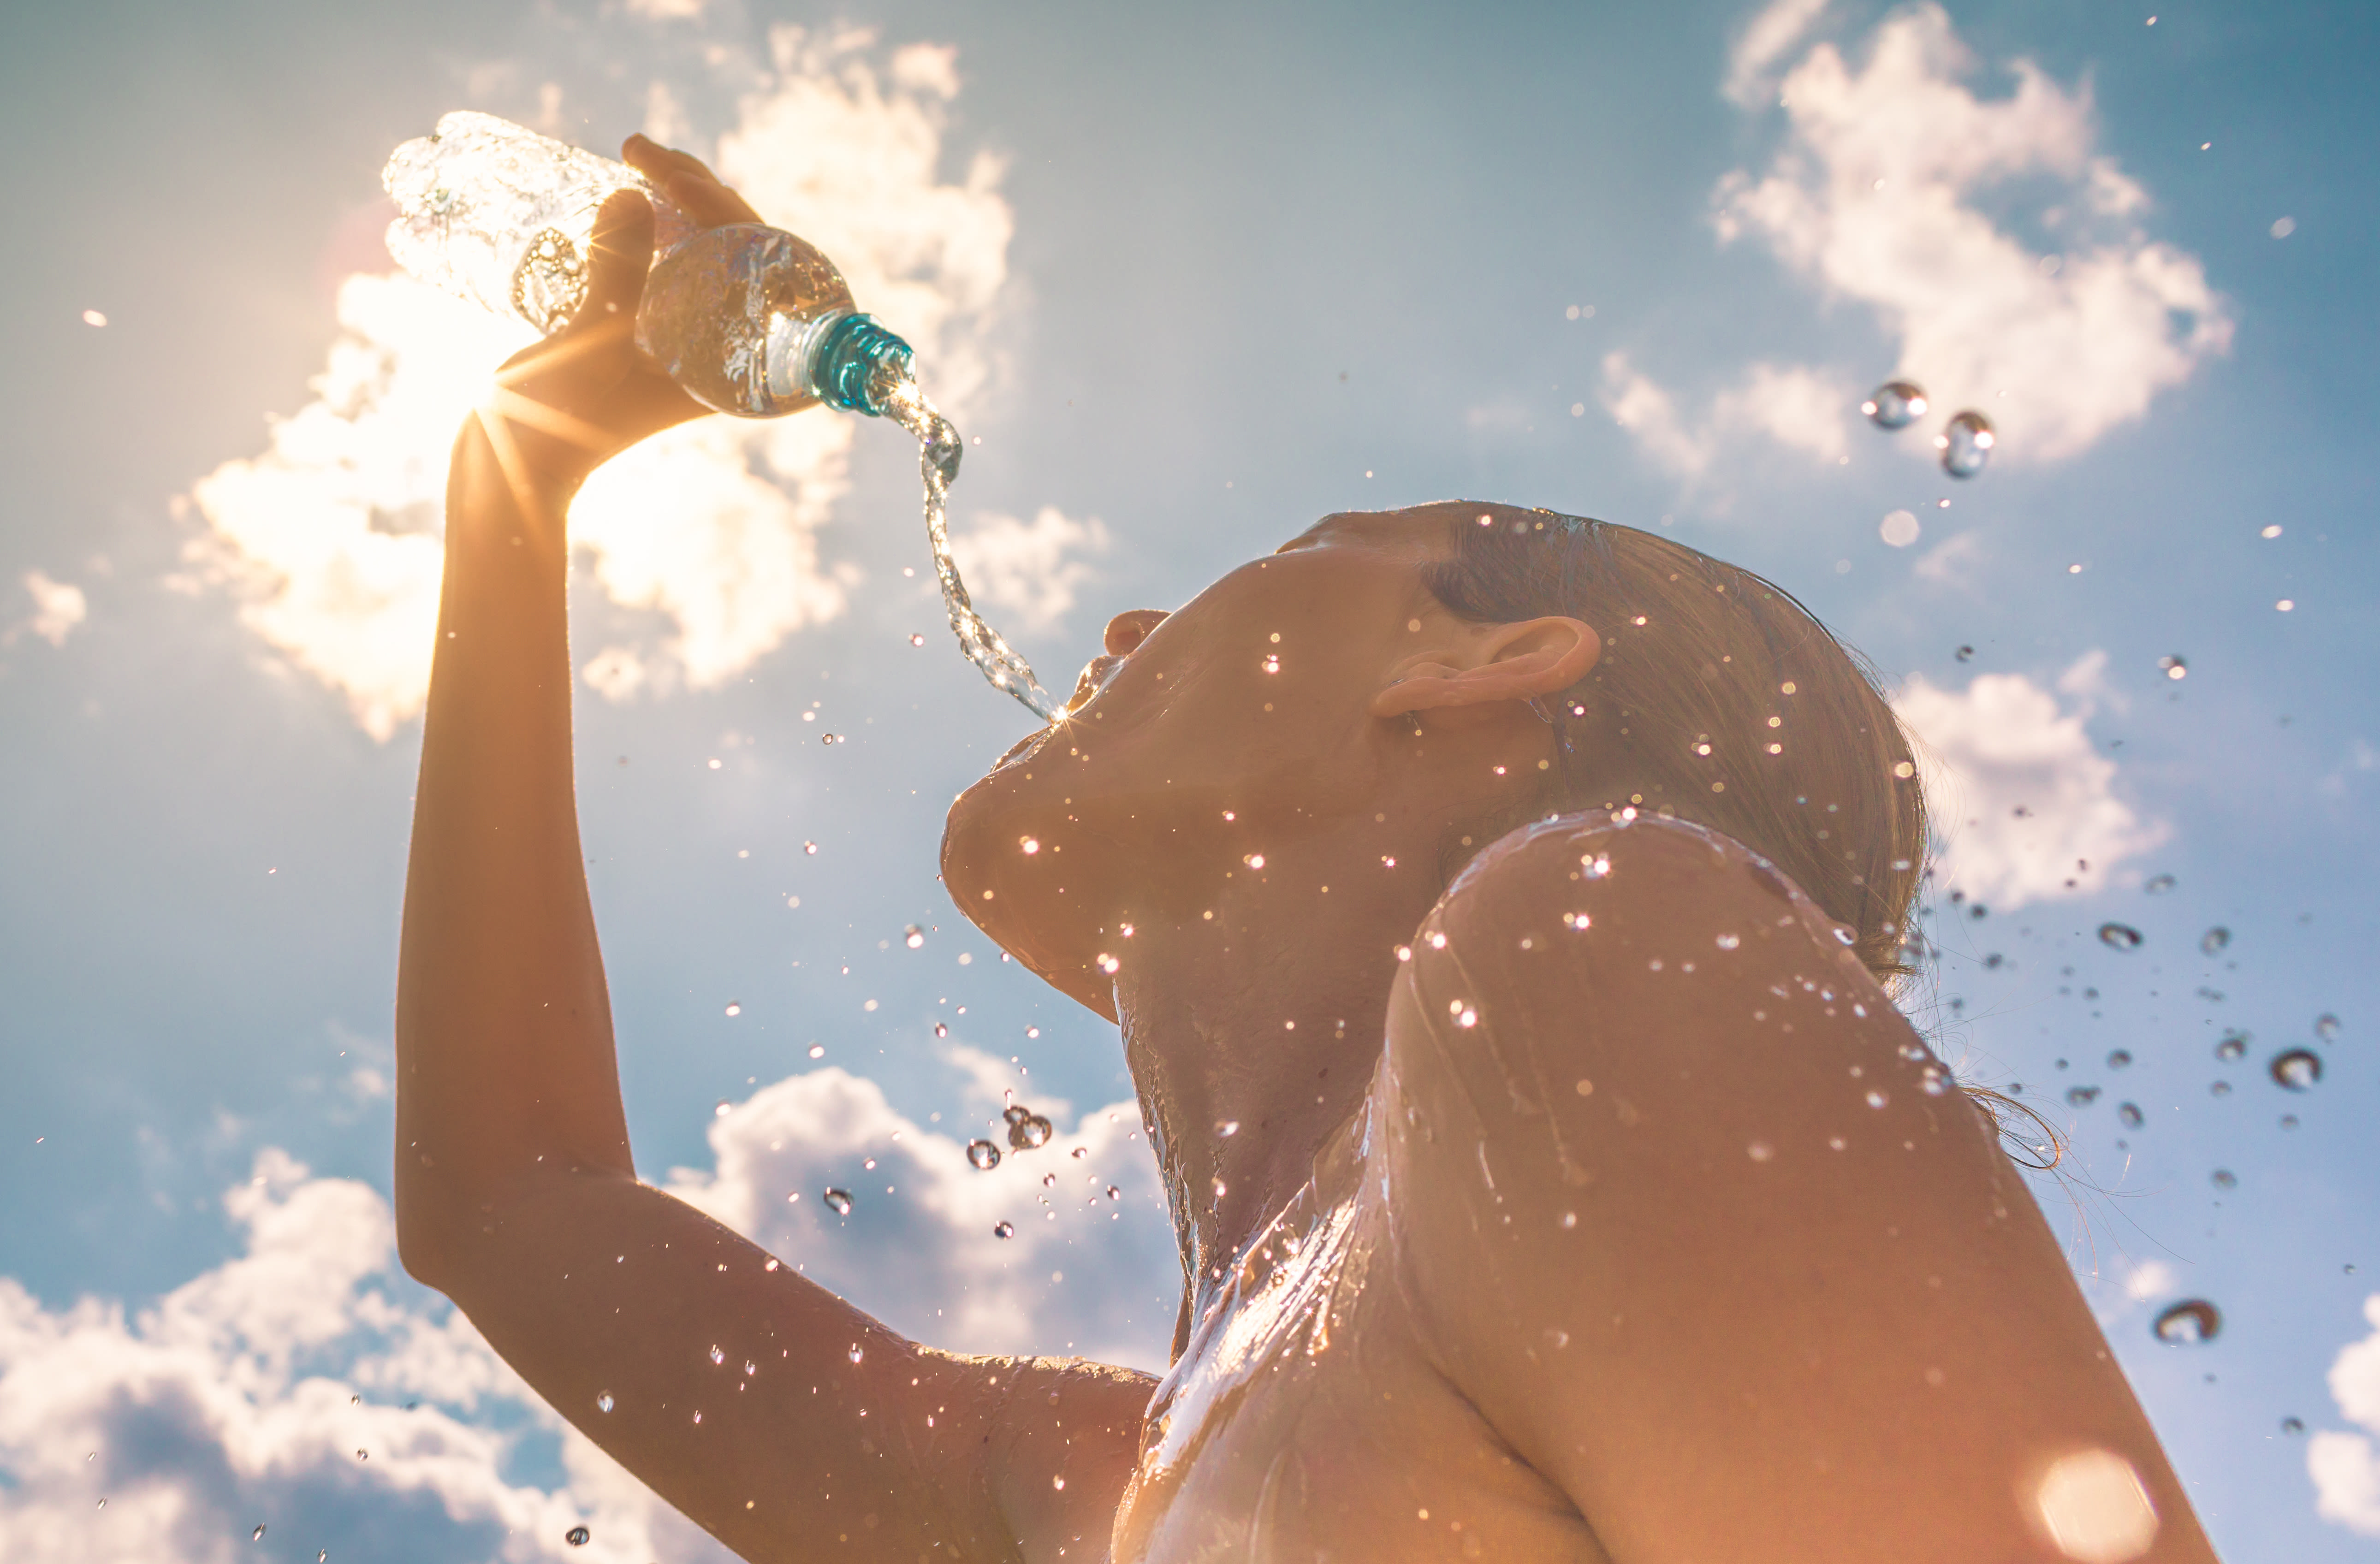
[381, 112, 915, 420]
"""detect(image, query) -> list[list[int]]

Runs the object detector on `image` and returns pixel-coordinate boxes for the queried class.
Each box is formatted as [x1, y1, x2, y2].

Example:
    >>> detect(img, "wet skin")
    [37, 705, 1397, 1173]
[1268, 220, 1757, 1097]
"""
[395, 142, 2222, 1563]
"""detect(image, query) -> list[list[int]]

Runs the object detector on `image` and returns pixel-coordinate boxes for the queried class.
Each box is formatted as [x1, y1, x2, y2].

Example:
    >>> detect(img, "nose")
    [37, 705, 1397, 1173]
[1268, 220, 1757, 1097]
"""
[1104, 609, 1168, 657]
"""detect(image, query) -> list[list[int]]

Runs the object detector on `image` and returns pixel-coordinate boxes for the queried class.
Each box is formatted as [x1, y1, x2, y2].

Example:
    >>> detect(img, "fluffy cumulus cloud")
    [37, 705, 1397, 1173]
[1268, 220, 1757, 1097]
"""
[2311, 1295, 2380, 1536]
[945, 507, 1113, 636]
[0, 1057, 1175, 1563]
[185, 30, 1014, 739]
[0, 1149, 730, 1564]
[1892, 652, 2167, 910]
[11, 570, 88, 648]
[1610, 0, 2230, 481]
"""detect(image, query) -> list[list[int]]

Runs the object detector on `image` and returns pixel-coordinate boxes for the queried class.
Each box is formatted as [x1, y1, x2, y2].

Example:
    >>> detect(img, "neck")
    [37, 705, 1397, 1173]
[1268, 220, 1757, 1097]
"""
[1107, 810, 1448, 1303]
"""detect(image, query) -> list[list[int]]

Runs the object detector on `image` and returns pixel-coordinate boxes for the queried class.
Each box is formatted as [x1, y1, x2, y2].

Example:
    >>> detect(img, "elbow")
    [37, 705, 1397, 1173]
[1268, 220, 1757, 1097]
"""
[393, 1156, 472, 1294]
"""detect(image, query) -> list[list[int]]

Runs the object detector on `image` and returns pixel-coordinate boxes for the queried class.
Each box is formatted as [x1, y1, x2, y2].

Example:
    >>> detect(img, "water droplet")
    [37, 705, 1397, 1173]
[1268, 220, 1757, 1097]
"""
[1833, 926, 1856, 946]
[709, 1344, 724, 1365]
[566, 1525, 592, 1546]
[2210, 1081, 2232, 1098]
[597, 1392, 613, 1412]
[1920, 1066, 1951, 1096]
[993, 1220, 1015, 1239]
[744, 1360, 756, 1375]
[2066, 1085, 2101, 1107]
[848, 1344, 865, 1364]
[2107, 1049, 2133, 1069]
[2211, 1169, 2237, 1191]
[2152, 1299, 2222, 1344]
[1105, 1185, 1121, 1200]
[821, 732, 839, 744]
[2201, 927, 2230, 955]
[2144, 874, 2176, 895]
[2118, 1102, 2145, 1128]
[2158, 654, 2187, 681]
[1217, 1120, 1240, 1137]
[2216, 1030, 2249, 1062]
[933, 1022, 949, 1038]
[1715, 933, 1741, 951]
[808, 1043, 825, 1058]
[254, 1525, 268, 1541]
[2316, 1013, 2342, 1041]
[803, 841, 818, 855]
[1936, 410, 1994, 477]
[1096, 953, 1120, 974]
[966, 1139, 1002, 1171]
[1865, 1089, 1888, 1109]
[1009, 1114, 1053, 1151]
[2271, 1049, 2322, 1090]
[910, 633, 926, 646]
[714, 1100, 732, 1117]
[1021, 837, 1040, 854]
[2098, 923, 2144, 951]
[1861, 379, 1928, 429]
[1879, 508, 1921, 547]
[905, 924, 925, 948]
[1041, 1172, 1057, 1188]
[1003, 1104, 1031, 1124]
[824, 1188, 854, 1214]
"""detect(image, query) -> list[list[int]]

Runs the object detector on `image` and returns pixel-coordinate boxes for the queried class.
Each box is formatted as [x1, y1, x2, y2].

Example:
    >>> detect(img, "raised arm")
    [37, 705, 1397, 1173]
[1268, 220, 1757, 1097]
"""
[1382, 813, 2220, 1564]
[392, 139, 1148, 1564]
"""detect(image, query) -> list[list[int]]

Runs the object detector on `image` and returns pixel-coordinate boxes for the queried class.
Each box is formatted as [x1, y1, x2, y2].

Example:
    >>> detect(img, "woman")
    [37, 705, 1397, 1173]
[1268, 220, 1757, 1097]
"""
[394, 137, 2219, 1564]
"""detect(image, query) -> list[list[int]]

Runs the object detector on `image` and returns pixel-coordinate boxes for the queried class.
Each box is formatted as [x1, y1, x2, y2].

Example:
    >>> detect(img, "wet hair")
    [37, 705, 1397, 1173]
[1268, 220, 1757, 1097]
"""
[1422, 505, 1926, 981]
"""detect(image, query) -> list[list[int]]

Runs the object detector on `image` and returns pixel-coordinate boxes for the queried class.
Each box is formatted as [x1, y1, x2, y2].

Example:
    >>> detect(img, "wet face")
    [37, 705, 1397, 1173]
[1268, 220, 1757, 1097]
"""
[940, 506, 1468, 1004]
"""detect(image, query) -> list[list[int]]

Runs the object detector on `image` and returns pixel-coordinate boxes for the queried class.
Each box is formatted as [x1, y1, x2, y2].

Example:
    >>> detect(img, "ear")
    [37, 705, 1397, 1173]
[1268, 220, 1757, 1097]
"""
[1370, 616, 1601, 717]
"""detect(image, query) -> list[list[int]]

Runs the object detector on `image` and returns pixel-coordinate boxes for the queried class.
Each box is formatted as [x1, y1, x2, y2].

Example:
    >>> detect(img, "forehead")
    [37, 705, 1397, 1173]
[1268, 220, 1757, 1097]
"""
[1277, 502, 1476, 557]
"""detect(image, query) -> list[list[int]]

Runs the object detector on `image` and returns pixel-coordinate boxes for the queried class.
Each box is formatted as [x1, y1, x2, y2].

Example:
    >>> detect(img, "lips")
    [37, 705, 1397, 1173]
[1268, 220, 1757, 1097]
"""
[1068, 653, 1127, 713]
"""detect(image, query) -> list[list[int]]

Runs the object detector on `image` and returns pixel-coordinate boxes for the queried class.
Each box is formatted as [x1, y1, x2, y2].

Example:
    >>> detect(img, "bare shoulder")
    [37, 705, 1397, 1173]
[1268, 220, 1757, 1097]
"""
[1369, 810, 2216, 1560]
[1402, 808, 1913, 1108]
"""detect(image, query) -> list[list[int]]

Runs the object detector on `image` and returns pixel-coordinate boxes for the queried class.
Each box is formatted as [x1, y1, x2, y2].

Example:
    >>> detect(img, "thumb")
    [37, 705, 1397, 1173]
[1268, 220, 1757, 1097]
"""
[579, 188, 656, 325]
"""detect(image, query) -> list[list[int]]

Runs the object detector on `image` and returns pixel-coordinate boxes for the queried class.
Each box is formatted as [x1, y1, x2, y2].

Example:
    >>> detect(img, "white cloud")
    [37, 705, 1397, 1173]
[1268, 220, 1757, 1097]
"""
[1911, 528, 1985, 584]
[13, 571, 87, 647]
[1725, 0, 1831, 108]
[186, 33, 1013, 739]
[1601, 352, 1852, 482]
[1892, 652, 2167, 911]
[2311, 1295, 2380, 1536]
[668, 1048, 1175, 1366]
[0, 1057, 1177, 1562]
[1611, 3, 2229, 482]
[0, 1149, 731, 1564]
[944, 507, 1112, 635]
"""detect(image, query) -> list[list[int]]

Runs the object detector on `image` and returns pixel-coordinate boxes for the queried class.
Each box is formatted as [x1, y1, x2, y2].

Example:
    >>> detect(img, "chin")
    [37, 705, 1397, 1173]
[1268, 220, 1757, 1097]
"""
[940, 737, 1139, 1021]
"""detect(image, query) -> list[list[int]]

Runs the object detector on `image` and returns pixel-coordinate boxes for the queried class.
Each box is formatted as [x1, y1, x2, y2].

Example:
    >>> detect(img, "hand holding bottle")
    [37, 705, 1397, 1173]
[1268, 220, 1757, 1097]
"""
[471, 136, 762, 498]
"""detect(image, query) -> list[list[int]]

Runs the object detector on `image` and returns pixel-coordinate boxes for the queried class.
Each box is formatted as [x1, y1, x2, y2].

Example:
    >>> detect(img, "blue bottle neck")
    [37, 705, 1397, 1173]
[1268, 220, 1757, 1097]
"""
[809, 313, 914, 417]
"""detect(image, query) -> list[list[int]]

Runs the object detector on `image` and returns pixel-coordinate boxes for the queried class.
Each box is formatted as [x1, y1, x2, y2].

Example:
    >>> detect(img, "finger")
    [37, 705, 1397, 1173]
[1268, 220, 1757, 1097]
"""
[623, 133, 725, 184]
[622, 135, 762, 227]
[581, 188, 655, 322]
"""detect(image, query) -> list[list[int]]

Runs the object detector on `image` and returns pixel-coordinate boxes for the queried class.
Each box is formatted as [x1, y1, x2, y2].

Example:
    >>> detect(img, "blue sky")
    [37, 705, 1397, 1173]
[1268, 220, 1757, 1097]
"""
[0, 0, 2374, 1558]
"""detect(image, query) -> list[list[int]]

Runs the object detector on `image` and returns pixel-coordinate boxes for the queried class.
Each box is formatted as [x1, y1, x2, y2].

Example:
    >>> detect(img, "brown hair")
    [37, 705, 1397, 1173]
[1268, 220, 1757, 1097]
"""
[1423, 505, 1926, 980]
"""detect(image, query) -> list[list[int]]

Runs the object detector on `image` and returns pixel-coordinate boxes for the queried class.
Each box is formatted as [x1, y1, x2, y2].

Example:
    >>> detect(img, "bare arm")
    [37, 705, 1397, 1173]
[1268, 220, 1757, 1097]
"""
[1383, 813, 2219, 1563]
[392, 139, 1148, 1564]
